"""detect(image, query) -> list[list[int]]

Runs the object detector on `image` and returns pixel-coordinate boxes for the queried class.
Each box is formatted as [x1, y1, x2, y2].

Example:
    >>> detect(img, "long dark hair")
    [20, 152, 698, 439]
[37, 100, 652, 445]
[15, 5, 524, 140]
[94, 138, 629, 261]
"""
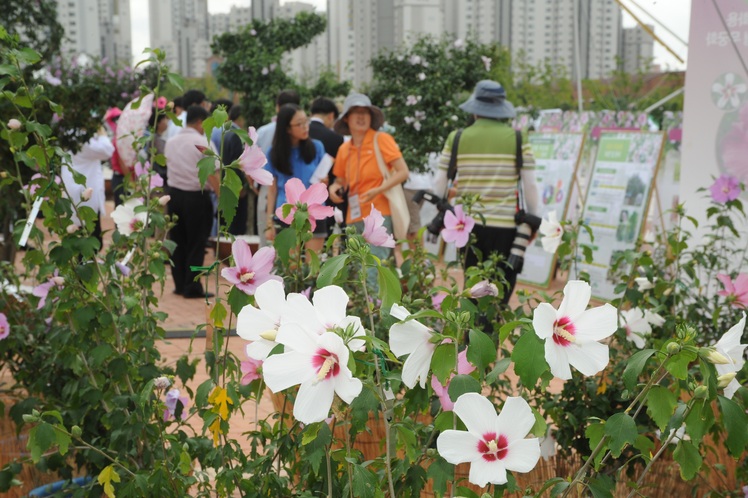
[270, 103, 316, 176]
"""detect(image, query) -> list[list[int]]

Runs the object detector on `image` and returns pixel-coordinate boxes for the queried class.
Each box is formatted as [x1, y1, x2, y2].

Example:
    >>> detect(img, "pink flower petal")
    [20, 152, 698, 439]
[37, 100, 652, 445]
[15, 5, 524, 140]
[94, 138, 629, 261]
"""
[231, 239, 253, 268]
[300, 183, 330, 206]
[284, 178, 306, 205]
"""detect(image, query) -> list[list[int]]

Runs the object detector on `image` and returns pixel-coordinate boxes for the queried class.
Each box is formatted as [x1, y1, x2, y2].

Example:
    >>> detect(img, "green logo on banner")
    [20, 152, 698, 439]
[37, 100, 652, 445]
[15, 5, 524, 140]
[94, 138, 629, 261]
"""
[529, 138, 555, 159]
[598, 138, 630, 162]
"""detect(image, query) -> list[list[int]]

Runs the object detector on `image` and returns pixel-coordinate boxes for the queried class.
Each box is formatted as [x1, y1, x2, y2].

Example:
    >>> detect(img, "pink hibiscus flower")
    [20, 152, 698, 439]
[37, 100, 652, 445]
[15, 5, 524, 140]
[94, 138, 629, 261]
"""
[717, 273, 748, 307]
[709, 175, 741, 204]
[134, 161, 164, 189]
[442, 205, 475, 248]
[240, 357, 263, 385]
[0, 312, 9, 340]
[221, 239, 281, 295]
[163, 388, 189, 421]
[32, 270, 64, 309]
[431, 349, 477, 411]
[275, 178, 334, 231]
[240, 127, 273, 186]
[362, 205, 395, 248]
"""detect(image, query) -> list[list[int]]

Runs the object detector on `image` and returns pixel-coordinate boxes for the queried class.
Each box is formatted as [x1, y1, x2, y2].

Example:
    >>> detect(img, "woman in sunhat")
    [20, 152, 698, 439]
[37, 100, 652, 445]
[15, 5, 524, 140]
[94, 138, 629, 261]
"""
[328, 93, 410, 263]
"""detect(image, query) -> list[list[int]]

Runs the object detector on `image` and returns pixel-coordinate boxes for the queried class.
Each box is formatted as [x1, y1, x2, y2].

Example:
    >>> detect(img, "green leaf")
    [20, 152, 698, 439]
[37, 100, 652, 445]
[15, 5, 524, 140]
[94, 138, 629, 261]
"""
[56, 429, 71, 456]
[197, 156, 216, 188]
[178, 447, 192, 475]
[447, 374, 482, 402]
[210, 302, 228, 328]
[718, 396, 748, 456]
[665, 348, 697, 380]
[510, 331, 548, 387]
[604, 413, 637, 457]
[646, 385, 677, 431]
[28, 423, 56, 462]
[431, 344, 457, 385]
[223, 167, 243, 199]
[485, 357, 511, 384]
[499, 319, 524, 345]
[201, 116, 216, 143]
[273, 227, 296, 267]
[673, 440, 702, 481]
[622, 348, 656, 391]
[316, 254, 348, 288]
[167, 72, 185, 91]
[301, 422, 322, 445]
[138, 379, 155, 409]
[227, 285, 251, 316]
[377, 265, 402, 313]
[18, 47, 42, 64]
[466, 329, 496, 372]
[585, 423, 606, 469]
[684, 399, 714, 445]
[218, 184, 238, 227]
[530, 406, 547, 437]
[588, 474, 615, 498]
[426, 457, 453, 496]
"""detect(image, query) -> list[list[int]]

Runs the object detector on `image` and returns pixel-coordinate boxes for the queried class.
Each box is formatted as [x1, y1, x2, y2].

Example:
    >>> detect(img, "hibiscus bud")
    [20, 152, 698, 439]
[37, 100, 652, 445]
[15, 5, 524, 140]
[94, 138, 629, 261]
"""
[665, 342, 681, 354]
[52, 276, 65, 286]
[717, 372, 736, 388]
[701, 348, 730, 365]
[66, 224, 80, 234]
[7, 118, 22, 130]
[259, 329, 278, 341]
[159, 195, 171, 206]
[81, 187, 93, 201]
[469, 280, 499, 298]
[71, 425, 82, 438]
[347, 236, 362, 252]
[693, 385, 708, 399]
[663, 287, 673, 296]
[154, 376, 171, 390]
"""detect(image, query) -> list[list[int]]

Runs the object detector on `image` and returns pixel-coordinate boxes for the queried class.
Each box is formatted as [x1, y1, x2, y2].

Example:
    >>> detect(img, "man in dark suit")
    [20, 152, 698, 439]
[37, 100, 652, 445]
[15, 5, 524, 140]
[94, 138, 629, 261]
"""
[308, 97, 344, 158]
[308, 98, 346, 231]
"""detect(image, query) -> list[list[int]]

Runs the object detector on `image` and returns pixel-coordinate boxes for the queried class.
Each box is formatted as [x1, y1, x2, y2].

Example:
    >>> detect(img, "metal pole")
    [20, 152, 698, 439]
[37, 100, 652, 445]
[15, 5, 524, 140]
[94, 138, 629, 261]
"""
[643, 87, 684, 114]
[613, 0, 685, 64]
[573, 0, 584, 113]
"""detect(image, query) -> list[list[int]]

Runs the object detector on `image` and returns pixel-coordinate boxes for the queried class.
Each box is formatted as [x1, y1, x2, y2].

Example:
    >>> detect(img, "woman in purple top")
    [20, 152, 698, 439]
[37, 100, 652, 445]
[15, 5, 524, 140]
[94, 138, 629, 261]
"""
[264, 103, 327, 251]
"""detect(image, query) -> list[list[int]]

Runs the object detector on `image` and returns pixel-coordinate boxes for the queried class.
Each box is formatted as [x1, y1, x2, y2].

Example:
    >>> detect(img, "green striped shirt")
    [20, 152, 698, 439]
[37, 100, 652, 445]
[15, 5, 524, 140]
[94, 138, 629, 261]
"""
[438, 119, 535, 229]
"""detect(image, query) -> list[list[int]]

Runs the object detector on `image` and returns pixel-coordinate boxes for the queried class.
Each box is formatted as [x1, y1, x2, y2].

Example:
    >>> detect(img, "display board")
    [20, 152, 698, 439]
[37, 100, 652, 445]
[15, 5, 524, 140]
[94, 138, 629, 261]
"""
[570, 131, 665, 301]
[518, 132, 585, 287]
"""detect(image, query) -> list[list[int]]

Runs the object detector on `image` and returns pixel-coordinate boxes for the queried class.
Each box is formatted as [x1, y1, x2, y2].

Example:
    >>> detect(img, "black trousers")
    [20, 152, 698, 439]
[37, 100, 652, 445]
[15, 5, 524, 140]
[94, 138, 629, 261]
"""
[464, 224, 518, 305]
[168, 188, 213, 296]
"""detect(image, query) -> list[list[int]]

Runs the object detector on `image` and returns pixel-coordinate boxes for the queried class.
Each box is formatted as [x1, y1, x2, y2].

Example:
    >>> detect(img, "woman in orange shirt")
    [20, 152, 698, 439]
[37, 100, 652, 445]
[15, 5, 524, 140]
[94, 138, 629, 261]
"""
[328, 93, 409, 264]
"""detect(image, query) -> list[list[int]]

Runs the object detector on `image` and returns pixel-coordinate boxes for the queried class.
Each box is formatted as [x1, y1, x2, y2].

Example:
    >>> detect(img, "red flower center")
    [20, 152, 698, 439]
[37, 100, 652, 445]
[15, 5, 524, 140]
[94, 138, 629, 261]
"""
[552, 316, 576, 346]
[312, 349, 340, 380]
[239, 269, 256, 283]
[477, 432, 508, 462]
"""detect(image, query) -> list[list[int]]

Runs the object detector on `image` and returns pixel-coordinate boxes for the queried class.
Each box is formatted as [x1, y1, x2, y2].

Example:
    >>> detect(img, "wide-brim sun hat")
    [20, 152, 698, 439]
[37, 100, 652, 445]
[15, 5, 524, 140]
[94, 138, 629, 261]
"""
[334, 93, 385, 135]
[459, 80, 516, 119]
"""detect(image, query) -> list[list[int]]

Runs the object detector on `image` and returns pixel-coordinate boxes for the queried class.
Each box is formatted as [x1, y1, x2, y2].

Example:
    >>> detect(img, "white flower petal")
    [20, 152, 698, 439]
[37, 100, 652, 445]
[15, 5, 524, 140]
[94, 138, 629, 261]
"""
[340, 315, 366, 351]
[236, 304, 278, 341]
[496, 397, 535, 444]
[469, 457, 507, 486]
[284, 293, 323, 332]
[723, 378, 741, 399]
[545, 341, 572, 380]
[254, 280, 287, 318]
[566, 342, 609, 377]
[644, 310, 665, 327]
[389, 320, 432, 357]
[333, 374, 363, 404]
[401, 342, 435, 389]
[557, 281, 591, 319]
[262, 351, 313, 393]
[312, 285, 349, 326]
[454, 393, 500, 437]
[573, 304, 618, 341]
[436, 430, 480, 465]
[504, 438, 541, 473]
[245, 340, 276, 361]
[533, 303, 558, 340]
[390, 303, 410, 320]
[277, 322, 324, 353]
[294, 378, 335, 424]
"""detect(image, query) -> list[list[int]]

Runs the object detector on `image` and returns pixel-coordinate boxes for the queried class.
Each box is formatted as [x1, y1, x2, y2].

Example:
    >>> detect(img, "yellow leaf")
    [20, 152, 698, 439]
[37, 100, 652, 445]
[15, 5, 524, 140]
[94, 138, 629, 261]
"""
[209, 417, 222, 446]
[98, 465, 120, 498]
[208, 386, 233, 420]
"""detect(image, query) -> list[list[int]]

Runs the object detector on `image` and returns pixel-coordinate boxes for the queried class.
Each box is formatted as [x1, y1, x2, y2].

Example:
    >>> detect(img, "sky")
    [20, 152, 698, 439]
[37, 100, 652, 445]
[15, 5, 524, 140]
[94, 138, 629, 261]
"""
[129, 0, 690, 72]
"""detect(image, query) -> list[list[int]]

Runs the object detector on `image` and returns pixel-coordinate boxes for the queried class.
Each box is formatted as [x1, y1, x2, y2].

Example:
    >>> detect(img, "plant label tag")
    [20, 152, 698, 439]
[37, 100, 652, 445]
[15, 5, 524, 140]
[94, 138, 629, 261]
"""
[384, 387, 395, 401]
[348, 194, 361, 220]
[121, 247, 136, 266]
[19, 197, 43, 247]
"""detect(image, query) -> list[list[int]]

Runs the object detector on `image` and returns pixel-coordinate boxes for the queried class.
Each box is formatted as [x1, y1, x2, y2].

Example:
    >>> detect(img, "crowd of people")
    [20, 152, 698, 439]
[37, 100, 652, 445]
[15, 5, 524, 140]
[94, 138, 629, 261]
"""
[73, 80, 537, 301]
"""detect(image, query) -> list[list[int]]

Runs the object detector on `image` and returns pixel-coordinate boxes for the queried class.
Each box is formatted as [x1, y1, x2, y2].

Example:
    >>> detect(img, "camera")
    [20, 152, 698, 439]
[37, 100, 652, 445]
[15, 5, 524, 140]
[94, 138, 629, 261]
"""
[506, 210, 542, 274]
[413, 190, 454, 240]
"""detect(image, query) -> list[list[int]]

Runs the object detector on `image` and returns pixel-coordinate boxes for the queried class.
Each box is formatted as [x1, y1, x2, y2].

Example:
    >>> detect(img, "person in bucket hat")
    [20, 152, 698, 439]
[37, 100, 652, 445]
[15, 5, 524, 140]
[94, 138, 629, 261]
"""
[329, 93, 410, 287]
[433, 80, 539, 304]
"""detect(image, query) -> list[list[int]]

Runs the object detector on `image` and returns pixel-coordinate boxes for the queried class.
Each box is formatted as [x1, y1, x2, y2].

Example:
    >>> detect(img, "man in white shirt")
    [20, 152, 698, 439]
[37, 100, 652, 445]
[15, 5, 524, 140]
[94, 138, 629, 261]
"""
[165, 106, 219, 298]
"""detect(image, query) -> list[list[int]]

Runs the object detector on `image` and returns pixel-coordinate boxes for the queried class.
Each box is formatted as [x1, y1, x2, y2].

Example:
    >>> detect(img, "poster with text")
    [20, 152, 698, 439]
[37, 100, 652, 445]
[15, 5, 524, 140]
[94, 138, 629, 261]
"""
[570, 131, 665, 301]
[519, 133, 584, 287]
[682, 0, 748, 231]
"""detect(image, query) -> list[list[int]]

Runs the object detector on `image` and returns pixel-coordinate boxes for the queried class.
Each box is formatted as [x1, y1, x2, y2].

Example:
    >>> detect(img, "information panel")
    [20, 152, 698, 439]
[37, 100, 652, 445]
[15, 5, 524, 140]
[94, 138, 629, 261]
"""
[570, 131, 665, 301]
[519, 133, 584, 287]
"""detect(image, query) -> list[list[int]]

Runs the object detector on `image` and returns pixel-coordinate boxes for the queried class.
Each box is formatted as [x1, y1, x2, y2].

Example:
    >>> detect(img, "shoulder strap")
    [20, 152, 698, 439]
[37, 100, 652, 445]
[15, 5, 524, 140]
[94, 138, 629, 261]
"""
[373, 131, 389, 179]
[447, 129, 463, 182]
[515, 129, 523, 174]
